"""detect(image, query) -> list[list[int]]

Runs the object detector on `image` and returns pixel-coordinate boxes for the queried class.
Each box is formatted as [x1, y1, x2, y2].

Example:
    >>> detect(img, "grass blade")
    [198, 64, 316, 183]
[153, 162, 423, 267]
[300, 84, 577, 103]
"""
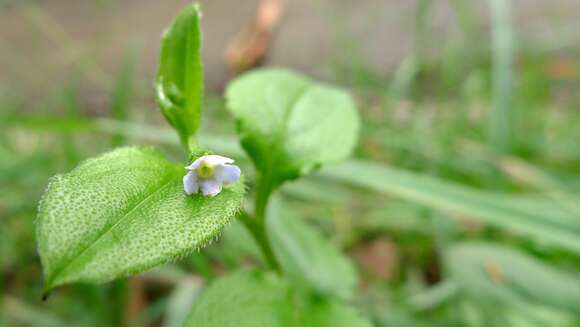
[488, 0, 515, 154]
[320, 160, 580, 254]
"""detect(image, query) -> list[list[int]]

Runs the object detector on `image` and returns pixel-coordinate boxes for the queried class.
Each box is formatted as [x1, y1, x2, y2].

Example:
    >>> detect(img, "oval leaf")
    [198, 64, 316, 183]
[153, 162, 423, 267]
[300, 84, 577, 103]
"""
[156, 4, 203, 145]
[184, 269, 371, 327]
[225, 69, 360, 188]
[37, 147, 243, 291]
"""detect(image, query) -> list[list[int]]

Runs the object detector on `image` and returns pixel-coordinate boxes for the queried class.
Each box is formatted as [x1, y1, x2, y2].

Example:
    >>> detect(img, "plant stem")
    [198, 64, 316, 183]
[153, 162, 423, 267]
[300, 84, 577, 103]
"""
[239, 173, 281, 272]
[238, 210, 280, 272]
[254, 173, 274, 223]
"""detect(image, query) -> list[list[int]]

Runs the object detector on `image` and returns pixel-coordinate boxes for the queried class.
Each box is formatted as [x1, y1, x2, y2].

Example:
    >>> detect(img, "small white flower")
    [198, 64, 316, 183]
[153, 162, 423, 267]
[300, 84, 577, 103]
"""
[183, 155, 241, 197]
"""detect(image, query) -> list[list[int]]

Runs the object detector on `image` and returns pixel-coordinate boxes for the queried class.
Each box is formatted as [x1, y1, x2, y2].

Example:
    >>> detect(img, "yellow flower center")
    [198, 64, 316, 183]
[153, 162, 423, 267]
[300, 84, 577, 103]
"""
[196, 160, 214, 179]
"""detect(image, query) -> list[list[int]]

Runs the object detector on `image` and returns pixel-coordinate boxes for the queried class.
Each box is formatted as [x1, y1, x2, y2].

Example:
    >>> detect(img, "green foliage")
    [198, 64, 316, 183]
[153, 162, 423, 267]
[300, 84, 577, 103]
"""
[226, 69, 359, 190]
[300, 299, 372, 327]
[156, 3, 204, 148]
[184, 269, 371, 327]
[184, 269, 292, 327]
[447, 242, 580, 315]
[267, 200, 357, 300]
[111, 47, 137, 147]
[37, 147, 244, 291]
[4, 1, 578, 326]
[488, 0, 514, 154]
[164, 278, 202, 327]
[322, 160, 580, 255]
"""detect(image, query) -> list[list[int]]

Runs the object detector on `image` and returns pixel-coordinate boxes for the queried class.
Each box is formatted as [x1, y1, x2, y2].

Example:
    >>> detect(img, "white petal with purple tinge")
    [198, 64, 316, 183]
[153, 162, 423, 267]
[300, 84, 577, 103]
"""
[183, 171, 199, 195]
[200, 179, 221, 197]
[215, 164, 241, 184]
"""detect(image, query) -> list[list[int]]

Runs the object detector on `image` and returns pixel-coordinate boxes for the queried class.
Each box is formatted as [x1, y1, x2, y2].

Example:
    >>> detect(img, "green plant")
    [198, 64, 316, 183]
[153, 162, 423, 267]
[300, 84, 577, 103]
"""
[35, 4, 368, 325]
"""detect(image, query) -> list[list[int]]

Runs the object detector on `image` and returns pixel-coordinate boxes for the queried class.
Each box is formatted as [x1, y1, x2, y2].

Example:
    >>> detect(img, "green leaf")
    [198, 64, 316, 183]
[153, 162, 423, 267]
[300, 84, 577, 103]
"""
[447, 242, 580, 315]
[300, 299, 372, 327]
[267, 199, 358, 300]
[320, 160, 580, 255]
[226, 69, 359, 189]
[156, 3, 203, 147]
[37, 147, 243, 291]
[184, 270, 293, 327]
[184, 269, 371, 327]
[3, 295, 69, 327]
[221, 220, 265, 264]
[164, 278, 203, 327]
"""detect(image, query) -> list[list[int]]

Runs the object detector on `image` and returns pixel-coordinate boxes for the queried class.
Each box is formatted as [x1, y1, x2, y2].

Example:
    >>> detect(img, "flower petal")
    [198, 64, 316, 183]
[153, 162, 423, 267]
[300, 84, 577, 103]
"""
[200, 179, 222, 197]
[185, 155, 235, 170]
[183, 171, 200, 195]
[204, 155, 234, 166]
[185, 156, 205, 170]
[215, 164, 241, 184]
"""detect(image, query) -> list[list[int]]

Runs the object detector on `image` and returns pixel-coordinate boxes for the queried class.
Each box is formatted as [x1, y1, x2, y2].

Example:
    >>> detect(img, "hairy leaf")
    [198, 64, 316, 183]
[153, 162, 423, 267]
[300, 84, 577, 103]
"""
[226, 69, 359, 189]
[37, 147, 243, 291]
[184, 269, 370, 327]
[156, 4, 203, 146]
[267, 200, 357, 300]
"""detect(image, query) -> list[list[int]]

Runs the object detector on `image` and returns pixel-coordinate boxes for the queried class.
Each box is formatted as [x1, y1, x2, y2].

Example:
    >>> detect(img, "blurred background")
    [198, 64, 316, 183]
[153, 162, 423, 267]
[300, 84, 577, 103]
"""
[2, 0, 580, 326]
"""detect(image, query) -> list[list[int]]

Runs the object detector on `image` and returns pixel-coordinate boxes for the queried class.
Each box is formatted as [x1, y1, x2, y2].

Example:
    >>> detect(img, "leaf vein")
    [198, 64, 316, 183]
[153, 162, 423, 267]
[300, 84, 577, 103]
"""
[48, 174, 177, 286]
